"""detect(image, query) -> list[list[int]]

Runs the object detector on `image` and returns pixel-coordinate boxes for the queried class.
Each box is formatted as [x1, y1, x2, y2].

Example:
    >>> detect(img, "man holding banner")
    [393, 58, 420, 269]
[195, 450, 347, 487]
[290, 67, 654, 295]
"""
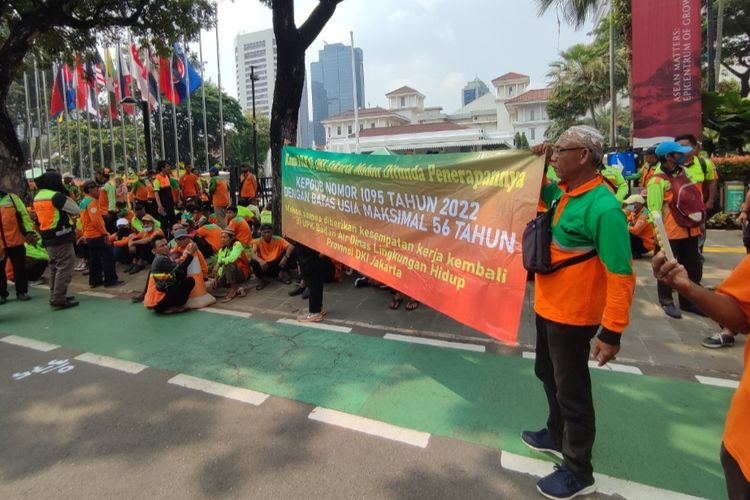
[524, 126, 634, 500]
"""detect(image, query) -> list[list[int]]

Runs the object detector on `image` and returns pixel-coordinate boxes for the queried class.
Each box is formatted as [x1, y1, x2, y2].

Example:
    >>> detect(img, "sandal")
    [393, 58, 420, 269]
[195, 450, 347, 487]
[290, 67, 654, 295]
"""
[255, 280, 269, 291]
[388, 298, 403, 310]
[221, 294, 236, 303]
[237, 287, 247, 298]
[405, 301, 419, 311]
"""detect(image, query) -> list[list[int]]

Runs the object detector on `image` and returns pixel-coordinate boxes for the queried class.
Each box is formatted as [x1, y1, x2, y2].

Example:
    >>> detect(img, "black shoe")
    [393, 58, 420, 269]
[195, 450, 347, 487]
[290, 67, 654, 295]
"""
[16, 293, 32, 301]
[662, 303, 682, 319]
[354, 276, 371, 288]
[131, 294, 145, 303]
[0, 296, 7, 305]
[51, 300, 79, 310]
[288, 286, 306, 297]
[301, 287, 310, 299]
[128, 264, 145, 274]
[521, 428, 563, 459]
[123, 265, 135, 274]
[90, 283, 103, 289]
[104, 280, 125, 288]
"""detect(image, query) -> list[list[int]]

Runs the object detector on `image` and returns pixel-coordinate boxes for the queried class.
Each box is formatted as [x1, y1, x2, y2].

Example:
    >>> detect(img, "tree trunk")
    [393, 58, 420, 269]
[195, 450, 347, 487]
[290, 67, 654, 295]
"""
[0, 102, 30, 199]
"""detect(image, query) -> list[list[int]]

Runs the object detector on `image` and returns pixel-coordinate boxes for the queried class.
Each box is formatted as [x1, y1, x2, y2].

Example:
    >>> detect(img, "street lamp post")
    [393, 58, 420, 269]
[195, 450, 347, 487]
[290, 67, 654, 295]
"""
[250, 65, 259, 179]
[122, 96, 154, 172]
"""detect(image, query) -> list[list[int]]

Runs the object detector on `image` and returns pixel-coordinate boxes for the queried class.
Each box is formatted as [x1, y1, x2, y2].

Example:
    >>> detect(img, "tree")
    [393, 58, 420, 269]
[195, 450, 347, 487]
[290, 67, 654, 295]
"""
[717, 0, 750, 97]
[0, 0, 214, 199]
[703, 91, 750, 154]
[534, 0, 602, 29]
[259, 0, 344, 233]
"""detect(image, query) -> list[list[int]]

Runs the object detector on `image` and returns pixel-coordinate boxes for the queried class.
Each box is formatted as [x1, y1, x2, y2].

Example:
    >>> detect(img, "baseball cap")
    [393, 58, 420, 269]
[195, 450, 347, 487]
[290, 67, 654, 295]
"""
[116, 218, 130, 227]
[173, 228, 189, 239]
[209, 167, 219, 175]
[655, 141, 692, 158]
[260, 223, 273, 231]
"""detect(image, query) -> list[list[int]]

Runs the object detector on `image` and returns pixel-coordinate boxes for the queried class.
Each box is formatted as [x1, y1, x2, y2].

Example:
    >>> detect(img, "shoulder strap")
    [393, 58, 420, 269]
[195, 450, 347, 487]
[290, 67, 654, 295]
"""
[698, 157, 707, 176]
[551, 249, 598, 272]
[601, 173, 616, 191]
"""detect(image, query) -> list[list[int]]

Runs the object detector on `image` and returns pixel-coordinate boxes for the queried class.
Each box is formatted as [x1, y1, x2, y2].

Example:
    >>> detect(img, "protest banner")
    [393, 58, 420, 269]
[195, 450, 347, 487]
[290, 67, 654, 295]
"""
[631, 0, 702, 147]
[281, 146, 544, 344]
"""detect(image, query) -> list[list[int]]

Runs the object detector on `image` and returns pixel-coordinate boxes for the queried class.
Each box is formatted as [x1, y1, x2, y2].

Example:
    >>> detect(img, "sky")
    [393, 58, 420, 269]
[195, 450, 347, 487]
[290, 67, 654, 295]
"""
[195, 0, 596, 114]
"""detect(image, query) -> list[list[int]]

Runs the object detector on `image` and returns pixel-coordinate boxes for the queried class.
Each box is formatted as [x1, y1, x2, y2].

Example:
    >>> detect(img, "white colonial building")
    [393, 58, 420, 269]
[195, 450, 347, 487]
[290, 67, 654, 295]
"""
[322, 72, 552, 153]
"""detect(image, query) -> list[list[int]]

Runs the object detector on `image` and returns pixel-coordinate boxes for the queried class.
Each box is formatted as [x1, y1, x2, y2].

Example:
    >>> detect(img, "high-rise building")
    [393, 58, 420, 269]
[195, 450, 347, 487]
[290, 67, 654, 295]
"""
[311, 43, 364, 147]
[235, 29, 275, 117]
[461, 77, 490, 106]
[234, 29, 311, 148]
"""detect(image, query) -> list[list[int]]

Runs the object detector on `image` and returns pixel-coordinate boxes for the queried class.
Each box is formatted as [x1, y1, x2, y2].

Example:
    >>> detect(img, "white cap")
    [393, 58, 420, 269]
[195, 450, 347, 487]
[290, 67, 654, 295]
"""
[116, 218, 129, 227]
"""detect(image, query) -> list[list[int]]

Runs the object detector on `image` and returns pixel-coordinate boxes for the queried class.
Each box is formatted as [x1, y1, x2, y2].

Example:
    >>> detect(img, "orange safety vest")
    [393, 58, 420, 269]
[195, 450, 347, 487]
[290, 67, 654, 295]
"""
[33, 189, 74, 245]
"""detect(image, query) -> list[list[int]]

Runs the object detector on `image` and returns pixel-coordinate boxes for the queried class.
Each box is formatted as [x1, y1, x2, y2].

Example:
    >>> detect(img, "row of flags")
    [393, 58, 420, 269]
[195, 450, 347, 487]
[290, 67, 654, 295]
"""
[49, 42, 202, 121]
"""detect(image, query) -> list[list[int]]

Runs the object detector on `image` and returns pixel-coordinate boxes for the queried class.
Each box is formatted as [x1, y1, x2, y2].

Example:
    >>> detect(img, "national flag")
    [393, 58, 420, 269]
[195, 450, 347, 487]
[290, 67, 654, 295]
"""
[50, 64, 67, 117]
[160, 42, 202, 105]
[130, 42, 159, 109]
[104, 48, 120, 119]
[116, 45, 135, 116]
[83, 59, 102, 117]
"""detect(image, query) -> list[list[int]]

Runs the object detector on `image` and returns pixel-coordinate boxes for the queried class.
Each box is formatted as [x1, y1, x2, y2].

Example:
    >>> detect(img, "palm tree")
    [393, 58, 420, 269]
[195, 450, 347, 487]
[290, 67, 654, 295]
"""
[535, 0, 604, 29]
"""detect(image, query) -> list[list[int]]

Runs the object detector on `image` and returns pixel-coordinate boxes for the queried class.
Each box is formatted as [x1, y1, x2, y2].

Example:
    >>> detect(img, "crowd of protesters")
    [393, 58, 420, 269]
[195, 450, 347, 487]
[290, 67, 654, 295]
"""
[1, 127, 748, 499]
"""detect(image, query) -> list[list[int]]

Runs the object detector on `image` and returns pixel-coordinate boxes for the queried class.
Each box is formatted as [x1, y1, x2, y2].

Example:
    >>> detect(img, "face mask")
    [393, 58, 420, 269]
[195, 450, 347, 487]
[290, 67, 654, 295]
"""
[143, 225, 153, 232]
[626, 204, 635, 211]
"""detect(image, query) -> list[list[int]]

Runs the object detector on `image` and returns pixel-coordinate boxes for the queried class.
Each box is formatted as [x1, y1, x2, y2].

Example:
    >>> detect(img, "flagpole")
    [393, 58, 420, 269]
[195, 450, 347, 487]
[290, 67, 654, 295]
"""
[23, 72, 34, 169]
[215, 8, 225, 170]
[156, 57, 166, 160]
[130, 66, 141, 173]
[184, 41, 195, 169]
[41, 64, 57, 170]
[104, 50, 117, 171]
[199, 31, 209, 171]
[350, 31, 360, 154]
[116, 42, 129, 176]
[97, 104, 105, 169]
[170, 51, 180, 168]
[33, 58, 47, 168]
[60, 63, 73, 175]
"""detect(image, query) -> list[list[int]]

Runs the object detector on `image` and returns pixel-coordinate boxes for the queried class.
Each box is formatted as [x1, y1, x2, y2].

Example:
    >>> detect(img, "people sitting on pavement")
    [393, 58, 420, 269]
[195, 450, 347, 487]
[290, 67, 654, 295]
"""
[6, 230, 48, 287]
[250, 224, 295, 290]
[195, 219, 223, 255]
[647, 140, 705, 319]
[143, 237, 197, 314]
[622, 194, 654, 259]
[111, 218, 135, 267]
[171, 228, 209, 279]
[127, 214, 164, 274]
[226, 205, 252, 247]
[652, 251, 750, 499]
[191, 206, 208, 229]
[0, 188, 36, 304]
[388, 290, 419, 311]
[80, 181, 123, 289]
[132, 203, 161, 233]
[210, 228, 250, 302]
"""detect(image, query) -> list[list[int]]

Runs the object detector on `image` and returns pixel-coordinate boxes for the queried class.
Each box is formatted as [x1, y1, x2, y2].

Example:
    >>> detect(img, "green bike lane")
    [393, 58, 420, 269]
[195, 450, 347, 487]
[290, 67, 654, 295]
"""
[0, 296, 731, 498]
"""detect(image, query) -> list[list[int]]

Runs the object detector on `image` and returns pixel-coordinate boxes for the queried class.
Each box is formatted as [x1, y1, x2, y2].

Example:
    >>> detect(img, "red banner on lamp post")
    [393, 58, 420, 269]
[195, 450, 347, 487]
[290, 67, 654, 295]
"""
[631, 0, 702, 148]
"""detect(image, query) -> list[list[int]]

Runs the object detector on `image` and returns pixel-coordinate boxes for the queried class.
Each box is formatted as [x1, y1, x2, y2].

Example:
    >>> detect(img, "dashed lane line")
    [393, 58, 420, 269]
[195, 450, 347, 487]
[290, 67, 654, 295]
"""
[168, 374, 269, 405]
[308, 407, 430, 448]
[384, 333, 486, 352]
[500, 451, 705, 500]
[695, 375, 739, 389]
[0, 335, 60, 352]
[521, 351, 643, 374]
[74, 353, 148, 374]
[198, 307, 253, 319]
[277, 318, 352, 333]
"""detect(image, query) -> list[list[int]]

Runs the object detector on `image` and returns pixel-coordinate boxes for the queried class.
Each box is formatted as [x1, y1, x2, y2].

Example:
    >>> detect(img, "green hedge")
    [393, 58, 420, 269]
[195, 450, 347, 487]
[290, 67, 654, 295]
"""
[714, 156, 750, 183]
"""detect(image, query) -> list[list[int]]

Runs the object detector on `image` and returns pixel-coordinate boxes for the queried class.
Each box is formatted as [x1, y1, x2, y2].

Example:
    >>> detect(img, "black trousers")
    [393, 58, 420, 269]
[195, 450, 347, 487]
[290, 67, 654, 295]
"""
[26, 258, 48, 282]
[0, 244, 27, 297]
[534, 314, 598, 481]
[629, 234, 648, 257]
[87, 237, 118, 286]
[158, 195, 176, 236]
[298, 244, 323, 314]
[250, 255, 296, 281]
[153, 277, 195, 313]
[721, 443, 750, 500]
[133, 243, 155, 264]
[657, 236, 701, 309]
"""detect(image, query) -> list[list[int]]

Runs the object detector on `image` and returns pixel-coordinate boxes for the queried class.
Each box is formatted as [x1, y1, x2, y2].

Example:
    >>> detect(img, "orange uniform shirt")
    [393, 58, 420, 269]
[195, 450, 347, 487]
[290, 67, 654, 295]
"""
[240, 172, 257, 199]
[180, 173, 200, 198]
[228, 216, 252, 246]
[80, 196, 108, 239]
[626, 208, 655, 251]
[716, 255, 750, 481]
[252, 236, 289, 262]
[211, 178, 230, 208]
[196, 224, 223, 253]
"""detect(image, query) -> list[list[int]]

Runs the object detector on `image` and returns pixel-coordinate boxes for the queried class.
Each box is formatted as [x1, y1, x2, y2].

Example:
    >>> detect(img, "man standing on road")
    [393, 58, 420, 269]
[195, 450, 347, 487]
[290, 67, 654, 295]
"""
[524, 126, 635, 500]
[647, 141, 705, 319]
[80, 181, 123, 289]
[153, 161, 177, 236]
[0, 189, 36, 303]
[239, 163, 257, 206]
[653, 253, 750, 499]
[33, 172, 80, 310]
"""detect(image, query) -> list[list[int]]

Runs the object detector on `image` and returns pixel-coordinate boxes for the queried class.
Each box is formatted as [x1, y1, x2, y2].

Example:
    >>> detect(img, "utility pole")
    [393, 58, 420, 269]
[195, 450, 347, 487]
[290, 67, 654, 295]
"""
[251, 65, 259, 178]
[707, 0, 716, 91]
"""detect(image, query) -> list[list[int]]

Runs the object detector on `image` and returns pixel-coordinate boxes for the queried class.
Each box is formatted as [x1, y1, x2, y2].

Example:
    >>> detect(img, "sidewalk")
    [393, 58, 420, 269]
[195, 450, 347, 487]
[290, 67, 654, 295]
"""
[51, 229, 747, 377]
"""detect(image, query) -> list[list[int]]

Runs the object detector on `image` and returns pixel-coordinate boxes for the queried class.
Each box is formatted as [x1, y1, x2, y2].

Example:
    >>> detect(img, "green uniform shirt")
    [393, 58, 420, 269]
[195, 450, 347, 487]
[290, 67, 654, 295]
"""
[601, 166, 628, 202]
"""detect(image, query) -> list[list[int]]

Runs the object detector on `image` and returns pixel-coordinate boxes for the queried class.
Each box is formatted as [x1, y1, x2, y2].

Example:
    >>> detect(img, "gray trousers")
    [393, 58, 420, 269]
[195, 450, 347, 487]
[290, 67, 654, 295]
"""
[47, 243, 75, 305]
[214, 206, 227, 228]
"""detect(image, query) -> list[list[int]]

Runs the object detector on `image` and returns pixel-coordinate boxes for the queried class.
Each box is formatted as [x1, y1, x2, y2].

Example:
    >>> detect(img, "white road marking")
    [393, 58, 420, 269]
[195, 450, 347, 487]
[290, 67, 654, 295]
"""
[695, 375, 739, 389]
[198, 307, 252, 319]
[522, 352, 642, 374]
[309, 407, 430, 448]
[30, 283, 50, 289]
[80, 291, 116, 298]
[384, 333, 485, 352]
[277, 318, 352, 333]
[0, 335, 60, 352]
[587, 360, 643, 375]
[74, 353, 148, 374]
[168, 374, 268, 405]
[501, 451, 705, 500]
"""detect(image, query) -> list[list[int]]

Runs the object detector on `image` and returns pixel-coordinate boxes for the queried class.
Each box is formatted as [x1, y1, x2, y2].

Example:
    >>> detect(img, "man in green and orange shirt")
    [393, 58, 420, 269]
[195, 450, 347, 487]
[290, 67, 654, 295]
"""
[524, 125, 634, 500]
[80, 181, 122, 288]
[153, 160, 178, 234]
[208, 166, 230, 228]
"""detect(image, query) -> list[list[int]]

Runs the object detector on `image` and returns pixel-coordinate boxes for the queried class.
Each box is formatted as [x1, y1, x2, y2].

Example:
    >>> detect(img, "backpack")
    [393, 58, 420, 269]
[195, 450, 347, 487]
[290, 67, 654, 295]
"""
[654, 170, 705, 228]
[522, 199, 597, 275]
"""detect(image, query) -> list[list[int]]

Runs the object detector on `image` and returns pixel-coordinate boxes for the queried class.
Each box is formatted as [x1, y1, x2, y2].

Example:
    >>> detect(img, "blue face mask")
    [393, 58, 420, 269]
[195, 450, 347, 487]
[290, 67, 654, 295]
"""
[626, 204, 635, 211]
